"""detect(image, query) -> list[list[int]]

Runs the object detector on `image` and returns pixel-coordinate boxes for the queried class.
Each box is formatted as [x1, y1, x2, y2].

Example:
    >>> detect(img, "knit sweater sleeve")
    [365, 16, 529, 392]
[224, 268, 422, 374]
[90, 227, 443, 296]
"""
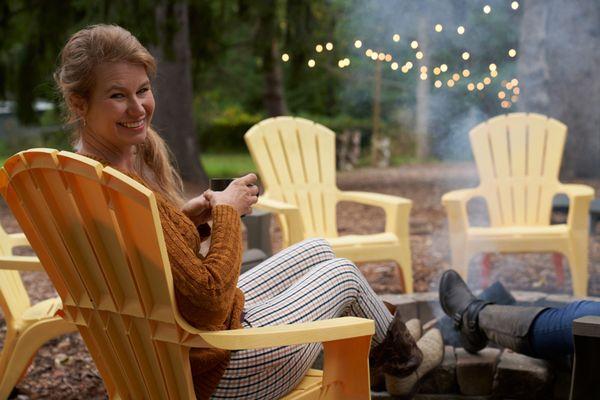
[159, 203, 244, 329]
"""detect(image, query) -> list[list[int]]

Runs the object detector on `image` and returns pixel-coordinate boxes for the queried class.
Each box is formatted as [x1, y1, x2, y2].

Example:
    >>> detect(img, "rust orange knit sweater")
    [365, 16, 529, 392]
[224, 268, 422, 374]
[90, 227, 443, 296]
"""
[81, 155, 244, 399]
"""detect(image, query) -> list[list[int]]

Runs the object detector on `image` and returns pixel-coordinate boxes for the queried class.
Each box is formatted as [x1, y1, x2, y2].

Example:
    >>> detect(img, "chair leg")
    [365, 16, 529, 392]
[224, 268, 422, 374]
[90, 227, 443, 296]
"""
[552, 252, 565, 289]
[566, 237, 589, 297]
[0, 318, 74, 399]
[449, 239, 470, 282]
[393, 251, 413, 294]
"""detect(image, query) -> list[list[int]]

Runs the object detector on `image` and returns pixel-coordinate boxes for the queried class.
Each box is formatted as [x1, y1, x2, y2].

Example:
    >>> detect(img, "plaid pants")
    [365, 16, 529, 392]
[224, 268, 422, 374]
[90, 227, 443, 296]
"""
[211, 238, 393, 399]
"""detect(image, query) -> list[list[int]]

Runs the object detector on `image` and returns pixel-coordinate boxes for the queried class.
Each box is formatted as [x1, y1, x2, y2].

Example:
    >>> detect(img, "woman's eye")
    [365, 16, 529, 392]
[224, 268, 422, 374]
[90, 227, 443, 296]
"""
[138, 87, 150, 95]
[110, 93, 125, 99]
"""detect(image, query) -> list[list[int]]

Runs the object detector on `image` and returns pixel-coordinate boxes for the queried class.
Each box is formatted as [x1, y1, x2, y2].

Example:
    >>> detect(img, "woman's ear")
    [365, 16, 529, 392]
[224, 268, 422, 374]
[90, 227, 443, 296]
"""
[68, 94, 88, 119]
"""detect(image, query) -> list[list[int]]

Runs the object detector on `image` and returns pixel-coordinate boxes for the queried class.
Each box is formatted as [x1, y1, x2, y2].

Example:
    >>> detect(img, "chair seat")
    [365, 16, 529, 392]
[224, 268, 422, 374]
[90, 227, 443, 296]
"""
[22, 297, 63, 321]
[467, 224, 570, 240]
[282, 369, 323, 400]
[327, 233, 398, 248]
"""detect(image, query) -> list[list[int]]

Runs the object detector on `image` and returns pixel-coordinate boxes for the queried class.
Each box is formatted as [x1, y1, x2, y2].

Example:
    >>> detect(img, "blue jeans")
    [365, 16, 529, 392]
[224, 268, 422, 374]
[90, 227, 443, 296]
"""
[530, 300, 600, 359]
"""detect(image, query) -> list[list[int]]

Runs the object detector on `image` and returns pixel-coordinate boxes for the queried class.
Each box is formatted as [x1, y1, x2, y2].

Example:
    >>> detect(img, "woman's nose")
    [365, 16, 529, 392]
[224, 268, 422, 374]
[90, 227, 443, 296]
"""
[128, 97, 145, 116]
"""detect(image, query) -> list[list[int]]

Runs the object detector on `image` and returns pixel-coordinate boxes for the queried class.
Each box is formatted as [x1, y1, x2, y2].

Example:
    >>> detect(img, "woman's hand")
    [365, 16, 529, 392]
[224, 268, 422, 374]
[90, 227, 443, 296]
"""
[182, 194, 212, 226]
[204, 173, 259, 216]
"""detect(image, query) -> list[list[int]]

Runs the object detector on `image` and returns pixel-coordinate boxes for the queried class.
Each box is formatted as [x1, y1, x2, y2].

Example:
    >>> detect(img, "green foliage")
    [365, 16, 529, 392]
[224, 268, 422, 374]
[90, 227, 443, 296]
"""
[200, 152, 256, 178]
[198, 105, 264, 152]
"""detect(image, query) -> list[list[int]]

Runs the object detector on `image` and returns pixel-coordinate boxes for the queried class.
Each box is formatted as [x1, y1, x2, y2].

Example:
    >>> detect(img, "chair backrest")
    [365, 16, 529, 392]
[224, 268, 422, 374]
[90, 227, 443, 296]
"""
[0, 224, 30, 324]
[245, 117, 339, 238]
[470, 113, 567, 227]
[0, 149, 197, 399]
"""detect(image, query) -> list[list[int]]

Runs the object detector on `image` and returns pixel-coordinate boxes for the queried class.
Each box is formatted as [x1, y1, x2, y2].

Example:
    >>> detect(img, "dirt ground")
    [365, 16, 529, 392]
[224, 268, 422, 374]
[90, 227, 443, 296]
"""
[2, 162, 599, 399]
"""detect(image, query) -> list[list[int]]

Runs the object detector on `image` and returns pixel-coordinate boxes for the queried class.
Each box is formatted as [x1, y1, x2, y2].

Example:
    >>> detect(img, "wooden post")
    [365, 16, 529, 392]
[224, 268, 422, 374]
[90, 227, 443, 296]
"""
[371, 59, 382, 165]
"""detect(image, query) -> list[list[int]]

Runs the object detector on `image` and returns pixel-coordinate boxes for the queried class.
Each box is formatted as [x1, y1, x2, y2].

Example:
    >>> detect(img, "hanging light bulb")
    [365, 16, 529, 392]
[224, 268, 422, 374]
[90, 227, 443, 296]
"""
[315, 44, 323, 53]
[440, 64, 448, 72]
[433, 67, 441, 75]
[490, 70, 498, 77]
[325, 42, 333, 51]
[434, 80, 442, 88]
[483, 5, 491, 14]
[462, 52, 470, 60]
[281, 53, 290, 62]
[462, 69, 470, 77]
[435, 24, 443, 32]
[411, 40, 419, 49]
[420, 66, 428, 73]
[385, 54, 392, 62]
[477, 82, 484, 90]
[483, 77, 492, 85]
[511, 1, 519, 10]
[308, 59, 316, 67]
[366, 49, 373, 57]
[508, 49, 517, 58]
[391, 62, 399, 70]
[420, 73, 428, 80]
[378, 53, 386, 61]
[498, 91, 506, 99]
[354, 40, 363, 48]
[447, 80, 455, 87]
[467, 83, 475, 91]
[416, 51, 424, 60]
[452, 73, 460, 81]
[393, 34, 400, 42]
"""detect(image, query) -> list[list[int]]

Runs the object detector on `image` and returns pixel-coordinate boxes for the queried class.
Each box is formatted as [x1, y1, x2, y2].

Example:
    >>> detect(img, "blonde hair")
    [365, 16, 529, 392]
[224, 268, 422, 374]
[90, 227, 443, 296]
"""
[54, 24, 184, 206]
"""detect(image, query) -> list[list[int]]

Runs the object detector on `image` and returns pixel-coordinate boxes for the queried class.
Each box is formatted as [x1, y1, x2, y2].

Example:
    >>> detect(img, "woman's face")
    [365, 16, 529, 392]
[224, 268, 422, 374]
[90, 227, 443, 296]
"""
[82, 62, 155, 152]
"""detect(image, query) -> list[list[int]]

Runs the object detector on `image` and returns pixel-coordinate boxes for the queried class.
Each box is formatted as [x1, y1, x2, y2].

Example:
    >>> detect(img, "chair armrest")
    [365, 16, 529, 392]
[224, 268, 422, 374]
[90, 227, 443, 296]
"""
[442, 188, 480, 231]
[337, 191, 412, 237]
[255, 197, 305, 244]
[187, 316, 374, 350]
[559, 184, 595, 231]
[0, 255, 43, 271]
[337, 191, 412, 208]
[8, 232, 30, 248]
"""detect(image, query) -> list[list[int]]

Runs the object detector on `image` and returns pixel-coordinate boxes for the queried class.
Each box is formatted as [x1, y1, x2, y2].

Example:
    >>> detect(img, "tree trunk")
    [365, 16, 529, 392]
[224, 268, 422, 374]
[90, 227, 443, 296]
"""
[519, 0, 600, 178]
[151, 2, 208, 186]
[415, 17, 430, 160]
[263, 38, 288, 116]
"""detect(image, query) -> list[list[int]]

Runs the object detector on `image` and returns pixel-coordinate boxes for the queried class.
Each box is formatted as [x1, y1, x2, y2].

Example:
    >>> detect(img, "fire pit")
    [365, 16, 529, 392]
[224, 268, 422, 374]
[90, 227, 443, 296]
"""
[373, 291, 599, 400]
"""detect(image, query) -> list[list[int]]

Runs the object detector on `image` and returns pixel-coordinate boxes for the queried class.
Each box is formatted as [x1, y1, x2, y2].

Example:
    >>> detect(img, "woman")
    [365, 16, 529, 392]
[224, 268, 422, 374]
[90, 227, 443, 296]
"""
[54, 24, 441, 399]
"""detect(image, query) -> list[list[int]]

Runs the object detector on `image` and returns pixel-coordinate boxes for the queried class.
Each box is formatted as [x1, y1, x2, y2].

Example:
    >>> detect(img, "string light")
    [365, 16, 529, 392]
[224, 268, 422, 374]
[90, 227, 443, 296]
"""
[354, 40, 362, 48]
[434, 80, 442, 88]
[378, 53, 386, 61]
[462, 52, 470, 60]
[433, 67, 441, 75]
[308, 59, 316, 67]
[411, 40, 419, 49]
[371, 53, 378, 60]
[483, 77, 492, 85]
[489, 63, 497, 72]
[315, 44, 323, 53]
[281, 53, 290, 62]
[462, 69, 470, 77]
[511, 95, 519, 102]
[511, 1, 519, 10]
[457, 26, 465, 35]
[393, 34, 401, 42]
[401, 65, 409, 73]
[384, 54, 392, 62]
[498, 91, 506, 99]
[365, 49, 373, 57]
[391, 62, 399, 70]
[435, 24, 443, 32]
[506, 82, 513, 90]
[440, 64, 448, 72]
[420, 73, 428, 80]
[406, 61, 413, 69]
[452, 73, 460, 81]
[508, 49, 517, 57]
[338, 60, 345, 68]
[511, 78, 519, 86]
[513, 87, 520, 95]
[416, 51, 424, 60]
[483, 5, 491, 14]
[477, 82, 484, 90]
[420, 66, 428, 73]
[325, 42, 333, 51]
[447, 80, 455, 87]
[467, 83, 475, 91]
[490, 70, 498, 77]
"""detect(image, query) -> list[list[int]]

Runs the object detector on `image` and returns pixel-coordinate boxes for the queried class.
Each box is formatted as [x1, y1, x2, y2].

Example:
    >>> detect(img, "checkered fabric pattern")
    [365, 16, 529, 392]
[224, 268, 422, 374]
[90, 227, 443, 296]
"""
[211, 238, 393, 399]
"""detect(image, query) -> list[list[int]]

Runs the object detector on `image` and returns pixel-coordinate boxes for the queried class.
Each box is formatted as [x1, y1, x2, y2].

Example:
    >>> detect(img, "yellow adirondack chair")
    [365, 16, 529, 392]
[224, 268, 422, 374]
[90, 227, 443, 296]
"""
[442, 113, 594, 296]
[0, 149, 375, 400]
[244, 117, 414, 293]
[0, 226, 75, 399]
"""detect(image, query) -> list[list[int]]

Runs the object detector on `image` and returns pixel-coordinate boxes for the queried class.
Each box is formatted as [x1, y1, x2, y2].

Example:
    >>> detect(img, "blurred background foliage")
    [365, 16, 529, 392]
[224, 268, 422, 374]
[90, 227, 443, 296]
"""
[0, 0, 598, 179]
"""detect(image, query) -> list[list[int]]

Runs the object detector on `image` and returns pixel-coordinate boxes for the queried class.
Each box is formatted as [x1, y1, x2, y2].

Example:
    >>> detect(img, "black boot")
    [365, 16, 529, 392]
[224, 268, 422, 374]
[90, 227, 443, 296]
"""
[439, 270, 492, 353]
[370, 309, 423, 379]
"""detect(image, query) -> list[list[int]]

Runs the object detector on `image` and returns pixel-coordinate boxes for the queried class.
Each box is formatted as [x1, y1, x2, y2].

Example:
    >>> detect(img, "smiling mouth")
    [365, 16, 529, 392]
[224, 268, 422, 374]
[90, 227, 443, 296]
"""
[118, 119, 145, 128]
